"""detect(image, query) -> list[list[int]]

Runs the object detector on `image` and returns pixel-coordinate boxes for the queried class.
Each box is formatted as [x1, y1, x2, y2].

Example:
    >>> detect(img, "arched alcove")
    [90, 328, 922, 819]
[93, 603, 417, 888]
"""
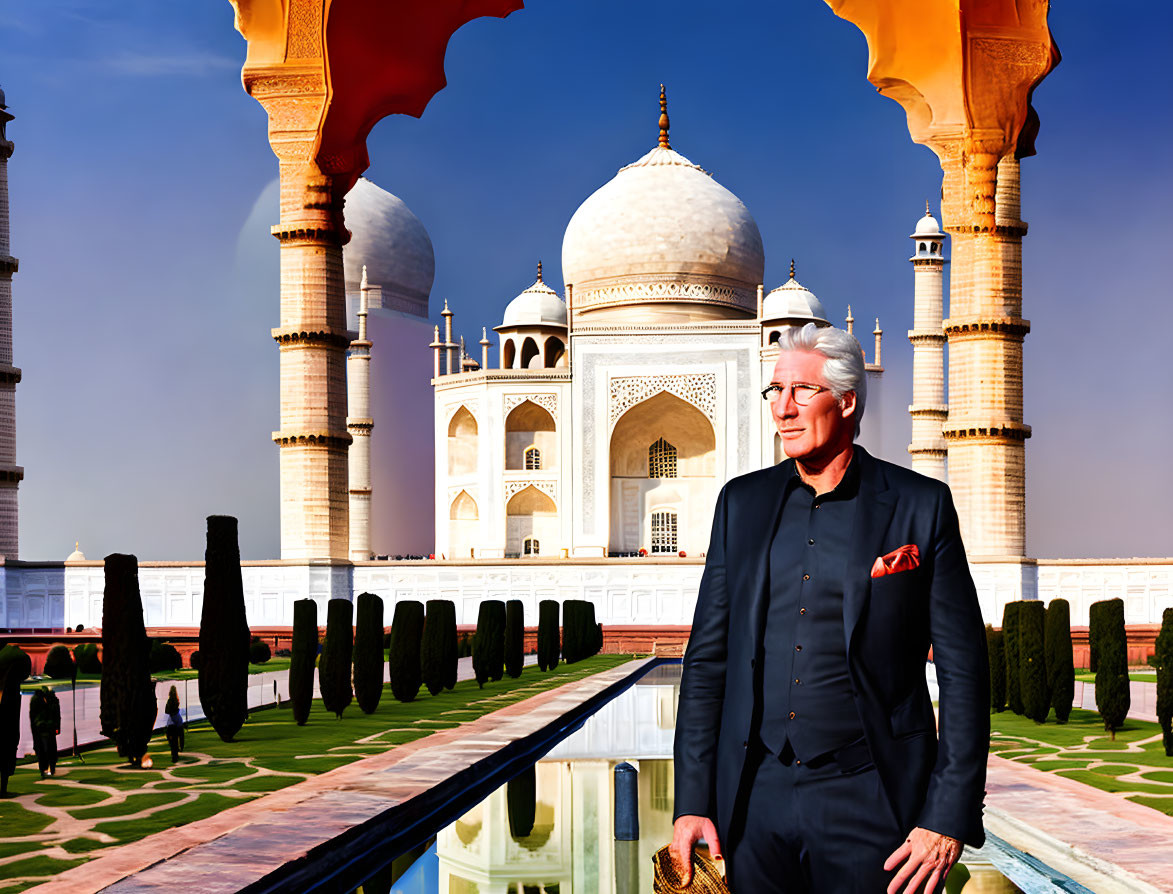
[506, 485, 558, 557]
[502, 338, 516, 369]
[544, 336, 565, 368]
[447, 406, 478, 476]
[520, 336, 539, 369]
[608, 391, 716, 555]
[505, 400, 557, 470]
[449, 490, 478, 559]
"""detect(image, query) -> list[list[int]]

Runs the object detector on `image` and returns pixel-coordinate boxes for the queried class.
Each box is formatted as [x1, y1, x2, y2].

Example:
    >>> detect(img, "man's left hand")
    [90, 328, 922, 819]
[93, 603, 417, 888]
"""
[884, 826, 962, 894]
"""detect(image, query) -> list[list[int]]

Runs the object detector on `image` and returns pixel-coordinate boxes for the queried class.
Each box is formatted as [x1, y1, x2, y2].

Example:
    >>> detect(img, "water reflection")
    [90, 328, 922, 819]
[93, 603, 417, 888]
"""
[374, 665, 1023, 894]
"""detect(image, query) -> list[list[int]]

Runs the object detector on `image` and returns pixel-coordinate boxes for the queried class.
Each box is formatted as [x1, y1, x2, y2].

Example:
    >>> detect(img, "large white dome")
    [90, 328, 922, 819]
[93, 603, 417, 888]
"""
[343, 178, 435, 319]
[561, 144, 764, 320]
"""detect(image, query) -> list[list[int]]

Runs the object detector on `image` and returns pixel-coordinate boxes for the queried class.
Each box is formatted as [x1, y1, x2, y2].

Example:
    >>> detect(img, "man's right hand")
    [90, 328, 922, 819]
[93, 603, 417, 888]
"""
[671, 815, 723, 887]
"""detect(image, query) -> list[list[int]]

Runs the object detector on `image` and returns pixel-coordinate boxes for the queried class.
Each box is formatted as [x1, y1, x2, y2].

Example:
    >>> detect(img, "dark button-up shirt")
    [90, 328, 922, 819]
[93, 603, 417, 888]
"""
[758, 453, 865, 760]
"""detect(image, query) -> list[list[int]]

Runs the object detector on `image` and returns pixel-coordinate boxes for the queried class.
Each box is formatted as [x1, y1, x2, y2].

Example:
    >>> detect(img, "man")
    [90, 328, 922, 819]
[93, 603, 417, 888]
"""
[672, 323, 988, 893]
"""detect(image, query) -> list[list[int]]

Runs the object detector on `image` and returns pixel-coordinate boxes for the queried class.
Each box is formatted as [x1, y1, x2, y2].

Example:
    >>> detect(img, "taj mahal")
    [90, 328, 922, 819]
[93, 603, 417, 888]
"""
[0, 74, 1168, 634]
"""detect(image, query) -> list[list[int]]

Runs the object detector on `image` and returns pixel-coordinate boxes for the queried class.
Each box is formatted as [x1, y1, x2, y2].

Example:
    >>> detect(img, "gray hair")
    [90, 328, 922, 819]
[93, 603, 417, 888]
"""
[775, 323, 867, 437]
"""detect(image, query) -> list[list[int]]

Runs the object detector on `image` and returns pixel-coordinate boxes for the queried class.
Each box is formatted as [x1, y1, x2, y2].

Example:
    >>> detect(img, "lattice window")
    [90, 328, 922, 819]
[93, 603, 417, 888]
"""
[651, 510, 677, 554]
[524, 537, 540, 556]
[648, 438, 677, 478]
[525, 446, 541, 470]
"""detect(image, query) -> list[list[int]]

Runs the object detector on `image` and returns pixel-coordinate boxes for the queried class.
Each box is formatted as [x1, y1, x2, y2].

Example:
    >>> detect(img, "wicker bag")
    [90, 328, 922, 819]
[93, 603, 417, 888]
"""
[651, 844, 730, 893]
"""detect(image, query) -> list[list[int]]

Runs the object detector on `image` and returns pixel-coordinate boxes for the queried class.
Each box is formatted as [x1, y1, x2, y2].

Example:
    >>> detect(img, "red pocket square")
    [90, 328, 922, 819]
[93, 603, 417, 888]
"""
[870, 544, 920, 579]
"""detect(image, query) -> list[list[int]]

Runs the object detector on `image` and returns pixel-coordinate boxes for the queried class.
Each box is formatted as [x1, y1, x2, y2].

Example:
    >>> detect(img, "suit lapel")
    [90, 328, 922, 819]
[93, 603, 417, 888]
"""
[746, 462, 791, 653]
[843, 449, 897, 653]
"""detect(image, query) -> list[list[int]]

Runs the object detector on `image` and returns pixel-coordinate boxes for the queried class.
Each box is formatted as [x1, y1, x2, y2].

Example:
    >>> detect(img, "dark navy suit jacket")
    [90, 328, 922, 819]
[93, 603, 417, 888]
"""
[673, 447, 989, 847]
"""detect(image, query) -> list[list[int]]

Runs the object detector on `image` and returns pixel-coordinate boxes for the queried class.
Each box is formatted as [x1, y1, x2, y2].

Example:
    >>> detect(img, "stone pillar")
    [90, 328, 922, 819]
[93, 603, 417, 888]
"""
[941, 144, 1030, 557]
[0, 94, 23, 558]
[347, 267, 373, 560]
[907, 206, 948, 482]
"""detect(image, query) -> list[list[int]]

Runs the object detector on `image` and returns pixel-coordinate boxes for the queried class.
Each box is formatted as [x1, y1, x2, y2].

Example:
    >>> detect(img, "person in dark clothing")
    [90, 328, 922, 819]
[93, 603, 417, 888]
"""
[672, 324, 988, 894]
[29, 686, 60, 778]
[163, 685, 184, 762]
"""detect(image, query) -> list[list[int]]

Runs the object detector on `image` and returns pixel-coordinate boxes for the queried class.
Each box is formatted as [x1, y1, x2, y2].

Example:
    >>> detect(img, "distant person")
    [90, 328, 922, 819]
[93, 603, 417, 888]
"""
[164, 685, 184, 762]
[29, 686, 60, 778]
[672, 324, 989, 893]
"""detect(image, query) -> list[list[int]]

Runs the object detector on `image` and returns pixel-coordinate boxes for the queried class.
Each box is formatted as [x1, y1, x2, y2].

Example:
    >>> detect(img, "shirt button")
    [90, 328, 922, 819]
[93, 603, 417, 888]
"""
[796, 759, 802, 765]
[802, 573, 810, 581]
[799, 607, 807, 615]
[795, 677, 801, 684]
[789, 711, 796, 719]
[795, 644, 803, 652]
[808, 538, 815, 545]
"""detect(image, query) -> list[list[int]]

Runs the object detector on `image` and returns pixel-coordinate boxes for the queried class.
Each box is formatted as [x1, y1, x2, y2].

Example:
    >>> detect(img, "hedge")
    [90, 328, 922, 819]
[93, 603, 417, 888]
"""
[44, 644, 76, 680]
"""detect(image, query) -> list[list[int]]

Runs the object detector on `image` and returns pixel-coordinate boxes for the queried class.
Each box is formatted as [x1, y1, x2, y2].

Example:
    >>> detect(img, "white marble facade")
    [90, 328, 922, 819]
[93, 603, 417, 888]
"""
[4, 559, 1170, 631]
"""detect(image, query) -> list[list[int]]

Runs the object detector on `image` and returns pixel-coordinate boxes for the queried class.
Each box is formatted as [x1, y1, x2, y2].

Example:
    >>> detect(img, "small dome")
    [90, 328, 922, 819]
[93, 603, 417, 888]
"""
[343, 178, 435, 318]
[66, 541, 86, 562]
[762, 271, 828, 325]
[501, 270, 567, 328]
[913, 208, 944, 238]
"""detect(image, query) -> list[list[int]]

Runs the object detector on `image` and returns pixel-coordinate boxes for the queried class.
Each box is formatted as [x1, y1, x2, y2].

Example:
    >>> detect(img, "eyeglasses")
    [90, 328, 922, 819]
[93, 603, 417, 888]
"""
[761, 382, 831, 405]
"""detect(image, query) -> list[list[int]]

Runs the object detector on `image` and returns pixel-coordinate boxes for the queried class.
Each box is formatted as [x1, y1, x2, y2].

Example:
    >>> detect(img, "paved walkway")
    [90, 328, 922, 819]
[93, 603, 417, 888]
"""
[29, 657, 650, 893]
[985, 754, 1173, 893]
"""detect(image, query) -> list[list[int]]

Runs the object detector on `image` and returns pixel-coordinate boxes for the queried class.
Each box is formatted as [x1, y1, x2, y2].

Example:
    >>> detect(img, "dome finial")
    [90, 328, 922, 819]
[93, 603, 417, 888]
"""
[925, 200, 932, 216]
[658, 84, 670, 149]
[536, 260, 543, 283]
[789, 258, 796, 280]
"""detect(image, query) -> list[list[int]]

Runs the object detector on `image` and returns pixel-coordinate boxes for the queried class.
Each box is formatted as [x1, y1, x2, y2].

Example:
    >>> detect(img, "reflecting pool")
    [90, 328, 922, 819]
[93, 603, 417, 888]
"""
[362, 663, 1087, 894]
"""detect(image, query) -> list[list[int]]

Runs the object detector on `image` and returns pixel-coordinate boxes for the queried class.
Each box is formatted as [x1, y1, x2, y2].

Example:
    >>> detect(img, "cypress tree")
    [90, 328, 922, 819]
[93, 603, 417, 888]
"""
[1155, 607, 1173, 757]
[1002, 601, 1023, 715]
[1094, 597, 1130, 739]
[99, 554, 157, 765]
[198, 516, 249, 742]
[289, 599, 317, 725]
[587, 601, 604, 657]
[0, 644, 31, 796]
[389, 600, 425, 702]
[422, 599, 447, 697]
[1018, 600, 1048, 722]
[319, 598, 354, 718]
[986, 625, 1006, 712]
[505, 599, 525, 679]
[506, 766, 537, 839]
[353, 592, 385, 714]
[1045, 598, 1075, 723]
[73, 642, 101, 674]
[473, 600, 506, 687]
[537, 600, 560, 671]
[562, 600, 581, 664]
[442, 601, 458, 691]
[1088, 600, 1104, 673]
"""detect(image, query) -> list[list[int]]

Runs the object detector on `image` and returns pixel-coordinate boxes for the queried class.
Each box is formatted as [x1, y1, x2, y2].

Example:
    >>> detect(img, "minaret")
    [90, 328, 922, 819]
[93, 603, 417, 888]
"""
[479, 327, 491, 371]
[943, 155, 1031, 557]
[908, 203, 948, 482]
[0, 87, 23, 558]
[346, 266, 373, 560]
[441, 299, 456, 374]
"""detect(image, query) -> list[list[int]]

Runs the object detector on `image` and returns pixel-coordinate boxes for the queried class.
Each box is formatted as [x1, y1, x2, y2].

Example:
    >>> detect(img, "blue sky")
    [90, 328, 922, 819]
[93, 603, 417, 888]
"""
[2, 1, 1171, 560]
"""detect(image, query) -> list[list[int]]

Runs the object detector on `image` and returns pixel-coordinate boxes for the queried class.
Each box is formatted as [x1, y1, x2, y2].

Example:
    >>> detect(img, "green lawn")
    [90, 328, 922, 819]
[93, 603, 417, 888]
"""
[1073, 671, 1157, 683]
[0, 654, 636, 892]
[990, 707, 1173, 816]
